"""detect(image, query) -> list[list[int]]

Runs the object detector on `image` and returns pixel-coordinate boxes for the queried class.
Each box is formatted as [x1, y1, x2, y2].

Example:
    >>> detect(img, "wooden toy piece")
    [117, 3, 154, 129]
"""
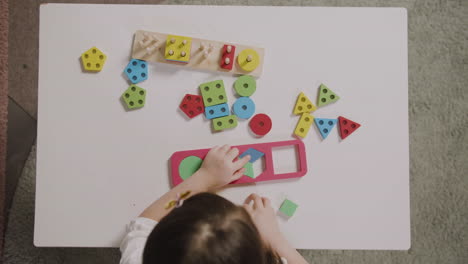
[212, 115, 238, 131]
[294, 92, 316, 115]
[132, 30, 265, 77]
[164, 35, 192, 63]
[199, 80, 228, 107]
[234, 75, 256, 97]
[170, 139, 307, 186]
[232, 97, 255, 119]
[279, 199, 298, 218]
[121, 85, 146, 110]
[317, 84, 340, 107]
[249, 113, 272, 136]
[179, 94, 204, 118]
[204, 103, 229, 120]
[124, 59, 148, 84]
[239, 148, 264, 163]
[220, 44, 236, 70]
[178, 156, 203, 180]
[338, 116, 361, 139]
[243, 162, 255, 178]
[81, 46, 107, 72]
[237, 49, 260, 72]
[314, 118, 337, 139]
[294, 113, 314, 138]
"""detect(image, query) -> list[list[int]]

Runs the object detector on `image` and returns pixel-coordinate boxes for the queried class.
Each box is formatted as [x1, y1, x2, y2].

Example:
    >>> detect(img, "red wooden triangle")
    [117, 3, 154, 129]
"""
[338, 116, 361, 139]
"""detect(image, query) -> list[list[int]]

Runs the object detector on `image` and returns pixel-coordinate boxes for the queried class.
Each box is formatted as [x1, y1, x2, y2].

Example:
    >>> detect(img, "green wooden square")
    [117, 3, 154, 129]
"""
[279, 199, 298, 217]
[212, 115, 237, 131]
[244, 162, 254, 178]
[199, 80, 227, 107]
[122, 85, 146, 110]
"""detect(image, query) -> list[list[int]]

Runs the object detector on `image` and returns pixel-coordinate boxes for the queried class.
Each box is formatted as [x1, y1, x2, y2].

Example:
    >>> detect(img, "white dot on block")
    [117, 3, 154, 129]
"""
[224, 58, 230, 65]
[181, 51, 186, 57]
[227, 45, 232, 53]
[168, 50, 174, 55]
[182, 40, 187, 45]
[246, 55, 253, 62]
[170, 38, 176, 44]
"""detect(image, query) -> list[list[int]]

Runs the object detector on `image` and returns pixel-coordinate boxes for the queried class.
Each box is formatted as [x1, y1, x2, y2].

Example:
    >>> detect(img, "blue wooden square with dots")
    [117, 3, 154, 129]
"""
[205, 103, 229, 119]
[124, 59, 148, 84]
[314, 118, 337, 139]
[232, 97, 256, 119]
[239, 148, 264, 163]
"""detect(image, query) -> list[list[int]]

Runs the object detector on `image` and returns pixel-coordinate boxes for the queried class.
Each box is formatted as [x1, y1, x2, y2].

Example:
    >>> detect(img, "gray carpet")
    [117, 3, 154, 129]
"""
[4, 0, 468, 263]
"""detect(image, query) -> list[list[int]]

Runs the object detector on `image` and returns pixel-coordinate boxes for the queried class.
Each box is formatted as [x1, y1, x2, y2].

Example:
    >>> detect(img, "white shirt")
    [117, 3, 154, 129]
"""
[119, 217, 288, 264]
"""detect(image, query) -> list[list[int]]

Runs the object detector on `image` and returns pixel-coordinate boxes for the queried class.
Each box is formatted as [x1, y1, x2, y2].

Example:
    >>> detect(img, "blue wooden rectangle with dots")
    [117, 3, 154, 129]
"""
[205, 103, 229, 120]
[239, 148, 264, 163]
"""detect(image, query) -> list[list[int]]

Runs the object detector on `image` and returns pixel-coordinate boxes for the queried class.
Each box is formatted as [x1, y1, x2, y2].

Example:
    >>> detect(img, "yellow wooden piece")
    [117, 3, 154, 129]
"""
[294, 113, 314, 138]
[165, 35, 192, 63]
[293, 92, 317, 115]
[81, 47, 107, 72]
[237, 49, 260, 72]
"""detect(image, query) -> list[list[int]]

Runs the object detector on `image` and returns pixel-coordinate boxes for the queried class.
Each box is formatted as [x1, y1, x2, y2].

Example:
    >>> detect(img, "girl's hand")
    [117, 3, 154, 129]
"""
[193, 145, 250, 191]
[243, 193, 286, 250]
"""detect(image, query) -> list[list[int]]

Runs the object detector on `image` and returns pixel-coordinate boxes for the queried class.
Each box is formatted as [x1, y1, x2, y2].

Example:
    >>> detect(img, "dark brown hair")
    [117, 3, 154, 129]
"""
[143, 192, 281, 264]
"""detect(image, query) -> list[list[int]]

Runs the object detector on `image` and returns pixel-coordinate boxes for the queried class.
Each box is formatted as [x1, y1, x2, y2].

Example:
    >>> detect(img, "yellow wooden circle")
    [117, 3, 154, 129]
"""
[237, 49, 260, 72]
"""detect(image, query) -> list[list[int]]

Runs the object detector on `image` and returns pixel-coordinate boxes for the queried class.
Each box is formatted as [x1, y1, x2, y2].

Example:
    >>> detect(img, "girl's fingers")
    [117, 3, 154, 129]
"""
[226, 147, 240, 161]
[219, 144, 231, 155]
[243, 203, 253, 213]
[252, 193, 263, 209]
[231, 167, 245, 181]
[244, 193, 256, 205]
[261, 197, 271, 207]
[233, 155, 250, 170]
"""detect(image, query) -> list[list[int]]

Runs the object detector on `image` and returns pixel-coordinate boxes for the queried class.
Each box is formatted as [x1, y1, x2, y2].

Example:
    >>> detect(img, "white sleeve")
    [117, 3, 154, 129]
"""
[120, 217, 158, 264]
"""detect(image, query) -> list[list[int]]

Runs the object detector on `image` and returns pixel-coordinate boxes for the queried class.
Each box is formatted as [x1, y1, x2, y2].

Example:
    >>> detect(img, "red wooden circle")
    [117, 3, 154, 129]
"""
[249, 114, 272, 136]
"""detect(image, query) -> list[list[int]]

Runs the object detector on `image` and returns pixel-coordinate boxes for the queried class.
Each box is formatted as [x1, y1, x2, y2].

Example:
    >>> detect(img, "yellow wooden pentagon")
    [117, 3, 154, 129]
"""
[81, 47, 107, 72]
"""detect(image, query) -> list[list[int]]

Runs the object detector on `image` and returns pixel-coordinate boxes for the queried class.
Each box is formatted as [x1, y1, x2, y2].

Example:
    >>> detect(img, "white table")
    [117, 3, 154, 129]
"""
[36, 4, 410, 249]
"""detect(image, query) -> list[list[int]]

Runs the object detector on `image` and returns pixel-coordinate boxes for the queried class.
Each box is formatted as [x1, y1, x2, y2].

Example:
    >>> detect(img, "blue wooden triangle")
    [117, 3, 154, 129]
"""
[314, 118, 337, 139]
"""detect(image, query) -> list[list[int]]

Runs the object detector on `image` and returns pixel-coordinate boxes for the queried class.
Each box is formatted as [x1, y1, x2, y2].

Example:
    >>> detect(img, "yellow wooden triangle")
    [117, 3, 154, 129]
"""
[293, 92, 317, 115]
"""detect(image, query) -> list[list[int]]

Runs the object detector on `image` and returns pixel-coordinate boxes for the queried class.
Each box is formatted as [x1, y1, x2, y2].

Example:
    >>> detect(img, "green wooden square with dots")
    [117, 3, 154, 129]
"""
[122, 85, 146, 110]
[244, 162, 254, 178]
[199, 80, 227, 107]
[212, 115, 238, 131]
[279, 199, 298, 217]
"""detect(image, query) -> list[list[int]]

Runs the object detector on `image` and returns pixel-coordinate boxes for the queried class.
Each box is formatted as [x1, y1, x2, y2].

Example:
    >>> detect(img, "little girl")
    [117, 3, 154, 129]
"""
[120, 145, 310, 264]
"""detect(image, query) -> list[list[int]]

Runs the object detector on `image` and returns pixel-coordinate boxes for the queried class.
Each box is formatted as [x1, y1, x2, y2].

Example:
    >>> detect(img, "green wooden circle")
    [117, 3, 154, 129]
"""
[179, 156, 203, 180]
[234, 75, 256, 97]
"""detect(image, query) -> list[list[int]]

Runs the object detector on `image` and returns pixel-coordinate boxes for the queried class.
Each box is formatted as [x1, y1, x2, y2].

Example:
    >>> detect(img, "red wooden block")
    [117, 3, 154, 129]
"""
[338, 116, 361, 139]
[249, 113, 272, 136]
[179, 94, 204, 118]
[219, 44, 236, 70]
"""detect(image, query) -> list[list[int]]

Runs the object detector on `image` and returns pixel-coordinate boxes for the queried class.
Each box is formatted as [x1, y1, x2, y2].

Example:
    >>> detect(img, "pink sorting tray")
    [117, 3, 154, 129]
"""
[170, 139, 308, 186]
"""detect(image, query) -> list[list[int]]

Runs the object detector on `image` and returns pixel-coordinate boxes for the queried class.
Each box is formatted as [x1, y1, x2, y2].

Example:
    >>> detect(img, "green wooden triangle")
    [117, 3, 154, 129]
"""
[317, 84, 340, 107]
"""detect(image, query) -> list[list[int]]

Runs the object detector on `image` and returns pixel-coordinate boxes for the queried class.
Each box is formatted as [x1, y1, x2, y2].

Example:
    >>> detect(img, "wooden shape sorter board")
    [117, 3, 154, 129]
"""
[170, 140, 307, 186]
[37, 4, 409, 250]
[131, 30, 265, 77]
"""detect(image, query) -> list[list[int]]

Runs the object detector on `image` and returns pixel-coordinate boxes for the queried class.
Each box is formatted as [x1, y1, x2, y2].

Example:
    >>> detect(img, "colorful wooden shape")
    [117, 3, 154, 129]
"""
[179, 94, 204, 118]
[338, 116, 361, 139]
[317, 84, 340, 107]
[205, 103, 229, 120]
[314, 118, 337, 139]
[121, 85, 146, 110]
[294, 113, 314, 138]
[249, 113, 272, 136]
[279, 199, 298, 217]
[124, 59, 148, 84]
[170, 139, 308, 186]
[81, 46, 107, 72]
[220, 44, 236, 70]
[164, 35, 192, 63]
[178, 156, 203, 180]
[234, 75, 256, 97]
[212, 115, 238, 131]
[232, 97, 255, 119]
[244, 162, 255, 178]
[199, 80, 227, 107]
[294, 92, 316, 115]
[239, 148, 264, 163]
[237, 48, 260, 72]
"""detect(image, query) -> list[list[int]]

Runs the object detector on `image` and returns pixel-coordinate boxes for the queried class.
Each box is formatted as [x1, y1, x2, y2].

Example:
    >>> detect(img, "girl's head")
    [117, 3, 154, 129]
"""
[143, 192, 280, 264]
